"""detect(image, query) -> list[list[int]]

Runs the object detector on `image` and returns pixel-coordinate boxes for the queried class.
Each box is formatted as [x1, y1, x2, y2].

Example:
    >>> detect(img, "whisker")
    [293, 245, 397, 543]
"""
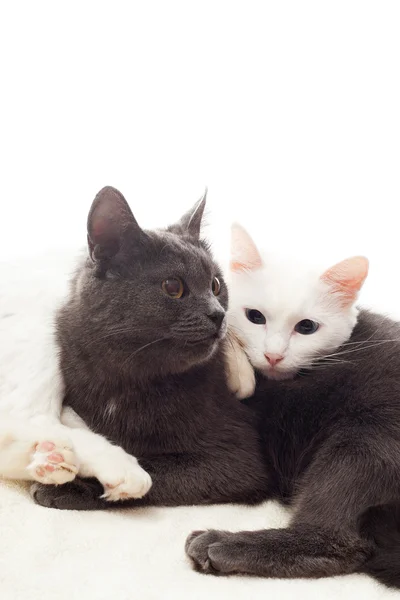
[120, 337, 166, 370]
[95, 326, 159, 343]
[339, 337, 400, 348]
[313, 358, 352, 365]
[320, 339, 398, 360]
[311, 360, 354, 368]
[131, 337, 166, 357]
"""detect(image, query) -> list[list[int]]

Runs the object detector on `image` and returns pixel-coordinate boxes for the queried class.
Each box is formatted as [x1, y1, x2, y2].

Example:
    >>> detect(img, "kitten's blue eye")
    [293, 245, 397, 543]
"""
[294, 319, 319, 335]
[245, 309, 266, 325]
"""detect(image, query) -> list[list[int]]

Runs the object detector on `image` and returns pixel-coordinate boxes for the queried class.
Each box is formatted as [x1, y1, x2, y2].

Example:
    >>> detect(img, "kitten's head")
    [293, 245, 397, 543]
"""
[228, 224, 369, 380]
[67, 186, 227, 378]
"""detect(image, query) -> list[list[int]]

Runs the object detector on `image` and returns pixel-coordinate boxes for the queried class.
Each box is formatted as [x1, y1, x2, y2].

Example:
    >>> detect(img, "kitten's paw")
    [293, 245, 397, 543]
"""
[225, 335, 256, 399]
[227, 356, 256, 399]
[98, 453, 152, 501]
[28, 440, 79, 485]
[233, 367, 256, 400]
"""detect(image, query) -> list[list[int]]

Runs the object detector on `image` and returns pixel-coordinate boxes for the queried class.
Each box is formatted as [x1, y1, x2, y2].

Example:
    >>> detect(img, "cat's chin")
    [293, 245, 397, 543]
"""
[180, 339, 220, 370]
[261, 368, 296, 381]
[196, 340, 220, 362]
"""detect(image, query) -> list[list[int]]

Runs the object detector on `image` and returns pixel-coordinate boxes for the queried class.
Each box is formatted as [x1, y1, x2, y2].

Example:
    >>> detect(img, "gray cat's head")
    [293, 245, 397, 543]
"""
[63, 186, 227, 379]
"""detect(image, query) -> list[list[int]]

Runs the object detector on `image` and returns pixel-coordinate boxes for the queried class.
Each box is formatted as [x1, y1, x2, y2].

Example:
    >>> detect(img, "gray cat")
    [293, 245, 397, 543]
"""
[32, 186, 268, 509]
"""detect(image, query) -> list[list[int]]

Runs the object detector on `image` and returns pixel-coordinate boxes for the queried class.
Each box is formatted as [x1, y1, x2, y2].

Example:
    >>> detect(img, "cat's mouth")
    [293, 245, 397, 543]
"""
[185, 334, 221, 346]
[184, 322, 227, 347]
[259, 365, 296, 381]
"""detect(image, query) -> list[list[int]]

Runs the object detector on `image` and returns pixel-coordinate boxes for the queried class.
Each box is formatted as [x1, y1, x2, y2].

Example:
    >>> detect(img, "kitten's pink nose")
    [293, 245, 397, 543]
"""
[265, 353, 284, 367]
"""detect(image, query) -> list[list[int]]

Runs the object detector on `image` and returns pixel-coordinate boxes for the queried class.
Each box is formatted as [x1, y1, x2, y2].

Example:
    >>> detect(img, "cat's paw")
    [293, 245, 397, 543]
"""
[186, 529, 264, 576]
[225, 332, 256, 400]
[27, 440, 79, 485]
[186, 530, 235, 574]
[226, 346, 256, 400]
[31, 478, 106, 510]
[232, 365, 256, 400]
[97, 452, 152, 501]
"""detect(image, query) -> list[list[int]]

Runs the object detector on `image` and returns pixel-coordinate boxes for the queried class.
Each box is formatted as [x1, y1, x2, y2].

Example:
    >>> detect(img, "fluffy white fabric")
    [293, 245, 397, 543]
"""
[0, 250, 398, 599]
[0, 479, 394, 599]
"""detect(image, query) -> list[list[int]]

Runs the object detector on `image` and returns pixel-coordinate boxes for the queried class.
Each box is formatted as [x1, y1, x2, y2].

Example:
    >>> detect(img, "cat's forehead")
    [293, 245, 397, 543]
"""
[264, 275, 318, 319]
[233, 262, 322, 321]
[148, 229, 217, 274]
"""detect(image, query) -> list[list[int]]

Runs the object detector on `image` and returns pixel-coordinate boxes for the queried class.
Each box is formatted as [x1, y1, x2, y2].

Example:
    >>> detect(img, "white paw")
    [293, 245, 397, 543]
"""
[233, 364, 256, 400]
[225, 331, 256, 400]
[98, 453, 152, 502]
[27, 440, 79, 485]
[225, 339, 256, 400]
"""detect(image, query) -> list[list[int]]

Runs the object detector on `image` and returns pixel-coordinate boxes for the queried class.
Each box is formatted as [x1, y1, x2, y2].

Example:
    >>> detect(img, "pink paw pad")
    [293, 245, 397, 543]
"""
[48, 452, 64, 463]
[34, 444, 65, 470]
[36, 441, 55, 452]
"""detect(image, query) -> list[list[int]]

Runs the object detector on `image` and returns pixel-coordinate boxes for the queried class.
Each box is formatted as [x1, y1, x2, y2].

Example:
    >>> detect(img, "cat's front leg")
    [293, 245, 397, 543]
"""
[185, 526, 371, 577]
[61, 407, 152, 501]
[224, 332, 256, 399]
[32, 437, 268, 510]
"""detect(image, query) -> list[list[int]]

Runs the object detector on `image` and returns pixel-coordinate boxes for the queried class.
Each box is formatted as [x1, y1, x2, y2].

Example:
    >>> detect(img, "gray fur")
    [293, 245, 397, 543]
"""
[32, 186, 268, 509]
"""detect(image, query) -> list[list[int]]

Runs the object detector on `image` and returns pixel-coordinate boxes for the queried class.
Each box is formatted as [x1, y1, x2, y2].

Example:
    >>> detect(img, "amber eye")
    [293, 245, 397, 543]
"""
[162, 278, 184, 299]
[212, 276, 221, 296]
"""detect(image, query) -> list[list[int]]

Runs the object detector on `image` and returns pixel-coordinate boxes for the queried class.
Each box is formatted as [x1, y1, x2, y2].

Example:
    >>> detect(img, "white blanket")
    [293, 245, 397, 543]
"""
[0, 479, 394, 600]
[0, 252, 398, 600]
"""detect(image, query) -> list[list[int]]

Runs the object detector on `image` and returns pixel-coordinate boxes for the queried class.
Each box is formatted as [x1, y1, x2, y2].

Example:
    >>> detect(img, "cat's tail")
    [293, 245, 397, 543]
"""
[360, 503, 400, 589]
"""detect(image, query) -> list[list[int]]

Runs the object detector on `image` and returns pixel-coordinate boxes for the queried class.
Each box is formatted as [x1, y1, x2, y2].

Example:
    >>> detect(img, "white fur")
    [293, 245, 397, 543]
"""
[226, 225, 366, 398]
[225, 333, 256, 399]
[0, 251, 151, 500]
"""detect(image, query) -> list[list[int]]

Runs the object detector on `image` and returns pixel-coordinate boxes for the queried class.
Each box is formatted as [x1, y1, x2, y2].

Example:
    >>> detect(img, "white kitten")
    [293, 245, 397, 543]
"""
[226, 224, 368, 398]
[0, 251, 151, 500]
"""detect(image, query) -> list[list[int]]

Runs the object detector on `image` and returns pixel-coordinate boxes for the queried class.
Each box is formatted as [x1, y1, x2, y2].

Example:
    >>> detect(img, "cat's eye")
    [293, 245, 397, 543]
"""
[294, 319, 319, 335]
[162, 278, 184, 299]
[245, 309, 266, 325]
[212, 276, 221, 296]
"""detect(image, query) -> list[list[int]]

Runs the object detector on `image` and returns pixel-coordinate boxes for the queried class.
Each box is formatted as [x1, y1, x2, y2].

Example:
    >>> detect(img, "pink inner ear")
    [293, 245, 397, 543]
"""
[92, 215, 108, 239]
[230, 223, 262, 273]
[321, 256, 369, 305]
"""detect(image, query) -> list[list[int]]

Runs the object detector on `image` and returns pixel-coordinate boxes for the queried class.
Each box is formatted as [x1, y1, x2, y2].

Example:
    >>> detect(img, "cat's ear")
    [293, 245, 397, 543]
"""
[321, 256, 369, 306]
[230, 223, 263, 273]
[170, 189, 207, 240]
[87, 186, 145, 262]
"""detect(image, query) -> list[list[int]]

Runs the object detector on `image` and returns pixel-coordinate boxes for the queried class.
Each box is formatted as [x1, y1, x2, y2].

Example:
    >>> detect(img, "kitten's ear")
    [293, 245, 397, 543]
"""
[87, 186, 145, 261]
[170, 189, 207, 240]
[321, 256, 369, 306]
[230, 223, 263, 273]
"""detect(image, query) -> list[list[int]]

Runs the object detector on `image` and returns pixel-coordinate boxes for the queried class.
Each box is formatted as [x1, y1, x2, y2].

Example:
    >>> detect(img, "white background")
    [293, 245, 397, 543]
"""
[1, 1, 399, 315]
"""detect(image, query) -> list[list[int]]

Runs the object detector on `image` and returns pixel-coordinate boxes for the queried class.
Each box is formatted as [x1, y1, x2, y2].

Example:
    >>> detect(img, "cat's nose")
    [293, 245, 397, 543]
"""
[207, 310, 225, 330]
[265, 353, 284, 367]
